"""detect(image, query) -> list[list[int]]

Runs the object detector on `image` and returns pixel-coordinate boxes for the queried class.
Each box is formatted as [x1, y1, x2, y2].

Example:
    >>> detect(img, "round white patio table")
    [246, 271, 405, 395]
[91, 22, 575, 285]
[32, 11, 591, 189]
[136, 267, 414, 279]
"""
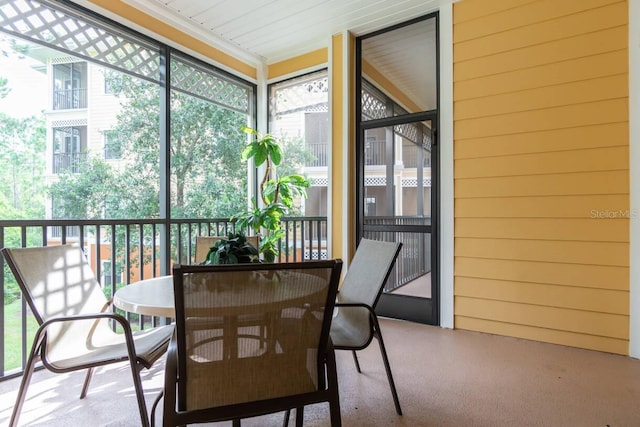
[113, 276, 175, 317]
[113, 271, 326, 318]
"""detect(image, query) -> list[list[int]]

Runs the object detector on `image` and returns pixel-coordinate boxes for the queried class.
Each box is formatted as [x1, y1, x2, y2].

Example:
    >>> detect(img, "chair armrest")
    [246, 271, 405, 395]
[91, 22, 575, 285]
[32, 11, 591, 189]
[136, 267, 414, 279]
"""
[38, 311, 138, 355]
[40, 311, 132, 334]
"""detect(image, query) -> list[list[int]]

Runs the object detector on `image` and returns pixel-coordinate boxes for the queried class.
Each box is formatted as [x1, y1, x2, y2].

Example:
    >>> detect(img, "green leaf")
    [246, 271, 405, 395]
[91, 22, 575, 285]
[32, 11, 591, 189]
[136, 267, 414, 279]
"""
[269, 144, 283, 165]
[241, 125, 258, 135]
[253, 149, 268, 167]
[241, 143, 258, 161]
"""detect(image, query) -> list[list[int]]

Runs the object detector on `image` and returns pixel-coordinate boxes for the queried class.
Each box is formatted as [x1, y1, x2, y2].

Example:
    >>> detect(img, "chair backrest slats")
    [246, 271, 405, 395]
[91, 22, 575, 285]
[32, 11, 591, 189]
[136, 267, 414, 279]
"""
[172, 260, 342, 411]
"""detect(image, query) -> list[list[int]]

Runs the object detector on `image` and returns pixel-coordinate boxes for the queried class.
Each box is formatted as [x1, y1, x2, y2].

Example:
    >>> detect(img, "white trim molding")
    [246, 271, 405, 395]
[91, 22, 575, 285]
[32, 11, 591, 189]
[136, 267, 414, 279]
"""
[628, 0, 640, 358]
[438, 0, 455, 329]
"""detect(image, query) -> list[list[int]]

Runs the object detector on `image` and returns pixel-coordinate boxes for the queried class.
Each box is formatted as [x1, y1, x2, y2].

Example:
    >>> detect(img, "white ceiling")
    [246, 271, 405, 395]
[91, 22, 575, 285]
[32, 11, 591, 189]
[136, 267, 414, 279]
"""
[75, 0, 441, 111]
[362, 17, 437, 111]
[121, 0, 440, 64]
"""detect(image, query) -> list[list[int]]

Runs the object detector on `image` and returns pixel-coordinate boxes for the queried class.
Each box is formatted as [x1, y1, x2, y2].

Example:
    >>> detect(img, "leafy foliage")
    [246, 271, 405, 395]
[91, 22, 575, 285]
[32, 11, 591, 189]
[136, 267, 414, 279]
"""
[0, 113, 46, 219]
[201, 233, 260, 264]
[48, 71, 248, 220]
[0, 77, 10, 99]
[234, 126, 310, 262]
[0, 110, 46, 302]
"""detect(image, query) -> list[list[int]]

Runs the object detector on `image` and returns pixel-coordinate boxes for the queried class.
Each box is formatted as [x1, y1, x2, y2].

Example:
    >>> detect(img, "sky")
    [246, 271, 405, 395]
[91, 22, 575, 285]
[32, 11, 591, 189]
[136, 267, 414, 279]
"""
[0, 38, 47, 118]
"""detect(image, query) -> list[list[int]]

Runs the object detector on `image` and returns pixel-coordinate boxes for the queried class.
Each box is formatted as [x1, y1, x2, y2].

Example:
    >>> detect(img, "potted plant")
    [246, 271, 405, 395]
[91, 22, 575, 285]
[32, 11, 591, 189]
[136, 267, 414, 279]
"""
[233, 126, 310, 262]
[201, 232, 260, 264]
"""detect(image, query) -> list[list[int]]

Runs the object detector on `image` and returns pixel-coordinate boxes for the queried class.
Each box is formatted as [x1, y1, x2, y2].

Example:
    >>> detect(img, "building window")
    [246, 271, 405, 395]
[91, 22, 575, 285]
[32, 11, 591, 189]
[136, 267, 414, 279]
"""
[268, 70, 328, 218]
[53, 62, 87, 110]
[103, 130, 121, 160]
[304, 112, 328, 167]
[53, 126, 86, 173]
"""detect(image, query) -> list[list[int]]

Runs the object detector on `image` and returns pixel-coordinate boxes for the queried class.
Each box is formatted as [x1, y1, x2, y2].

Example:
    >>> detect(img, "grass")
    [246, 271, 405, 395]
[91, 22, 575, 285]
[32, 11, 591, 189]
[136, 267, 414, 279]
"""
[3, 298, 147, 372]
[4, 299, 38, 372]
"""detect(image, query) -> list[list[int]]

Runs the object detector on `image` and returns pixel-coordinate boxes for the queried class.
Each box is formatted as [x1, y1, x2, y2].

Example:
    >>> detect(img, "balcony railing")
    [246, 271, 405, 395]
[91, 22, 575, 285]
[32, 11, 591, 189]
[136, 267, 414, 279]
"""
[53, 152, 87, 174]
[364, 216, 432, 292]
[306, 142, 328, 167]
[0, 215, 429, 382]
[365, 140, 386, 165]
[53, 88, 88, 110]
[0, 216, 327, 381]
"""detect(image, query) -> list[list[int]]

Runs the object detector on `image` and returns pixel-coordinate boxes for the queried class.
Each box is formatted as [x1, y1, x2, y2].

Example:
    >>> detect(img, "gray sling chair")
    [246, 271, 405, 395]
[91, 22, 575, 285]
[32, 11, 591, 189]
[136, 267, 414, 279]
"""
[285, 238, 403, 423]
[154, 260, 343, 427]
[1, 244, 174, 427]
[332, 238, 403, 415]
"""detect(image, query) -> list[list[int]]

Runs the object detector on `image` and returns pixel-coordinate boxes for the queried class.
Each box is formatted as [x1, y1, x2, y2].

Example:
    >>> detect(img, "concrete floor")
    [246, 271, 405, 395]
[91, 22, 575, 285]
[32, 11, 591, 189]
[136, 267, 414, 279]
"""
[2, 319, 640, 426]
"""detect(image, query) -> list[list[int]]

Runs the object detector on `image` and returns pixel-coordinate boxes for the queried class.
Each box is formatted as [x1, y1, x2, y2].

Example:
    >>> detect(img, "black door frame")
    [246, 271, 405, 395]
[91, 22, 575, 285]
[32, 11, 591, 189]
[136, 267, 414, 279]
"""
[355, 12, 440, 325]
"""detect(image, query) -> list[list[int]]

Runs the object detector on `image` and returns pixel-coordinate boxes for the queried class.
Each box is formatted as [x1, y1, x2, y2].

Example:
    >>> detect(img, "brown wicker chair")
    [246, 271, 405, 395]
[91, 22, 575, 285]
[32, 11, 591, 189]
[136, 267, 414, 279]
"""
[1, 244, 173, 427]
[156, 260, 343, 427]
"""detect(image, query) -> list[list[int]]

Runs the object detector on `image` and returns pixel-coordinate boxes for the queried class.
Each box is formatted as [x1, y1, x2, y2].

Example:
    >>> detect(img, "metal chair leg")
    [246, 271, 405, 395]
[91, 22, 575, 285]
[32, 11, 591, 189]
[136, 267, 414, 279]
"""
[9, 352, 40, 427]
[295, 407, 304, 427]
[283, 409, 291, 426]
[327, 346, 342, 427]
[80, 367, 94, 399]
[130, 361, 151, 427]
[372, 316, 402, 415]
[10, 329, 46, 427]
[150, 390, 164, 427]
[351, 350, 362, 373]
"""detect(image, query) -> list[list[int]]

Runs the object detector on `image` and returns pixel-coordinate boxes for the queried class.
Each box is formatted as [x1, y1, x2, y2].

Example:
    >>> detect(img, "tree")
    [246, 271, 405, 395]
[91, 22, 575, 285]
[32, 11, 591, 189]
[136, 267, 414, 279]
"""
[48, 156, 122, 219]
[48, 71, 248, 220]
[0, 77, 10, 99]
[109, 73, 247, 219]
[0, 113, 46, 219]
[0, 84, 46, 303]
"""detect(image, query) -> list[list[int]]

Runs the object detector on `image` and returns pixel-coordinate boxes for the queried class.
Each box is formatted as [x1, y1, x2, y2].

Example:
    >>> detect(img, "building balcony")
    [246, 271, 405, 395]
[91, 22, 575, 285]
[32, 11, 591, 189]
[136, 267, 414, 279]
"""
[52, 152, 87, 174]
[53, 88, 88, 110]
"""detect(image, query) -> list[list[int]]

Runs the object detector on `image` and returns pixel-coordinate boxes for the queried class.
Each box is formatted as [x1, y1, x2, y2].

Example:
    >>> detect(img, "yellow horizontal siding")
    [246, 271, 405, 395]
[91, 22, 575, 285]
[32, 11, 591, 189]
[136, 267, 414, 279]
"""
[455, 317, 628, 355]
[455, 277, 628, 315]
[455, 195, 629, 219]
[456, 98, 627, 140]
[455, 297, 628, 339]
[455, 146, 627, 178]
[455, 1, 626, 60]
[455, 26, 627, 81]
[453, 0, 536, 25]
[455, 122, 628, 159]
[455, 218, 628, 242]
[455, 50, 627, 100]
[455, 170, 629, 198]
[455, 238, 628, 267]
[456, 257, 628, 292]
[456, 74, 627, 120]
[453, 0, 629, 354]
